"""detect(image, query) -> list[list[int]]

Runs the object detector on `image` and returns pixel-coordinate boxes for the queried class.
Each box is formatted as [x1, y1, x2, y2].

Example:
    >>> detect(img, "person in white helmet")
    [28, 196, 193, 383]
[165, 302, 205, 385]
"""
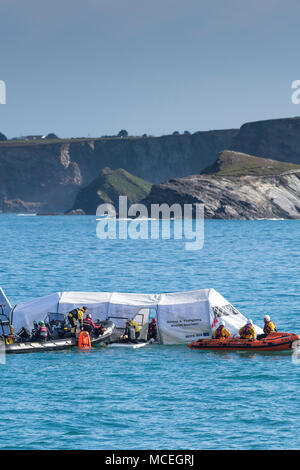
[213, 320, 231, 339]
[239, 319, 256, 340]
[263, 315, 277, 335]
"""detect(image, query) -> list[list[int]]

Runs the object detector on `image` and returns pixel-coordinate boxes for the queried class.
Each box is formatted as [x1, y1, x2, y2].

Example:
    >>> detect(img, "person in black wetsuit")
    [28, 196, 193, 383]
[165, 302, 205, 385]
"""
[120, 320, 138, 343]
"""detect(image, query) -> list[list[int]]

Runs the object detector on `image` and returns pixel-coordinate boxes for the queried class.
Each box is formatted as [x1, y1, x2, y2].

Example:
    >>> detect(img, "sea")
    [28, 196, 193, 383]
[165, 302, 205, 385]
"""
[0, 214, 299, 450]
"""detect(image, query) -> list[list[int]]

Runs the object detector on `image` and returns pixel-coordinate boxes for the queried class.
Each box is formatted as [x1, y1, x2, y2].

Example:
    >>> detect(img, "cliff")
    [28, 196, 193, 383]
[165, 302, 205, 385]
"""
[141, 151, 300, 219]
[2, 117, 300, 213]
[0, 131, 235, 212]
[231, 117, 300, 164]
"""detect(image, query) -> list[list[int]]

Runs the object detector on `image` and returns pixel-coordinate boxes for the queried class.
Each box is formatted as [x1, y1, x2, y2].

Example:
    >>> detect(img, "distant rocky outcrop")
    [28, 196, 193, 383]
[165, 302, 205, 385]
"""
[141, 151, 300, 219]
[68, 167, 152, 215]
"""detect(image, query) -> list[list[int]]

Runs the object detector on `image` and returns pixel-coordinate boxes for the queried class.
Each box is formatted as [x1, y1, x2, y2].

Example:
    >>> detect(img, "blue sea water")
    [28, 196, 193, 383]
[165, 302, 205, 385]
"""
[0, 215, 299, 450]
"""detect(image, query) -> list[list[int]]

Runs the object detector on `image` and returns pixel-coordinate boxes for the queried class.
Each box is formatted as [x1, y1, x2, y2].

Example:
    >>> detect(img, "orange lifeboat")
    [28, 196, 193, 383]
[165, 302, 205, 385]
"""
[188, 332, 300, 352]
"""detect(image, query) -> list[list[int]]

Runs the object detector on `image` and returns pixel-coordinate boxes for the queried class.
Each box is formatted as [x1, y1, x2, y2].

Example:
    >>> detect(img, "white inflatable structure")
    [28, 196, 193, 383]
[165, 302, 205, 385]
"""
[5, 288, 263, 344]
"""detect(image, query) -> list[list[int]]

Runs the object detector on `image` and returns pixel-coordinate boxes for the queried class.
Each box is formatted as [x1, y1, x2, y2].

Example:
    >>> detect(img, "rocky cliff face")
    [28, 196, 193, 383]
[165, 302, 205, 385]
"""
[0, 130, 236, 212]
[2, 117, 300, 213]
[0, 142, 82, 212]
[231, 117, 300, 164]
[141, 151, 300, 219]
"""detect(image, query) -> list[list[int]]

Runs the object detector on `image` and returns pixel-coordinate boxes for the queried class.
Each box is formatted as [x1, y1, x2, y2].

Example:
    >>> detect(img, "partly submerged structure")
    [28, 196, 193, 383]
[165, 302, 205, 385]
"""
[4, 288, 263, 344]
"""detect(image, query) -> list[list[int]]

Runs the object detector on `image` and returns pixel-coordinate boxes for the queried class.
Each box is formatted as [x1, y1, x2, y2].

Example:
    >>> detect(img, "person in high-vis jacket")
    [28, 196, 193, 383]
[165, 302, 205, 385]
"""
[68, 306, 87, 334]
[31, 320, 48, 342]
[129, 320, 140, 340]
[213, 320, 231, 339]
[263, 315, 277, 335]
[239, 319, 256, 340]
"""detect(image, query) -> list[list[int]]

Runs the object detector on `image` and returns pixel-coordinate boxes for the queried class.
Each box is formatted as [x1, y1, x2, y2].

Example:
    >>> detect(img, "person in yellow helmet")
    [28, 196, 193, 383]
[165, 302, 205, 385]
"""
[213, 320, 231, 339]
[263, 315, 277, 335]
[239, 319, 256, 340]
[68, 306, 87, 335]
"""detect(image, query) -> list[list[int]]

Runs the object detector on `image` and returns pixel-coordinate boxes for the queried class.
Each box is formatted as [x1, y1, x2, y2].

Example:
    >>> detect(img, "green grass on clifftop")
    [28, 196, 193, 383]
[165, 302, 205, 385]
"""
[71, 167, 152, 214]
[202, 150, 300, 176]
[97, 167, 152, 204]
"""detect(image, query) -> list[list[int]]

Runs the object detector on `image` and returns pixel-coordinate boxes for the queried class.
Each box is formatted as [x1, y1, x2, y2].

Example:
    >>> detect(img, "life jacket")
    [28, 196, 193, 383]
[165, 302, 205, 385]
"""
[78, 331, 91, 349]
[264, 321, 276, 335]
[69, 308, 84, 324]
[214, 326, 230, 339]
[239, 324, 255, 339]
[130, 321, 140, 333]
[149, 322, 157, 333]
[4, 335, 14, 345]
[83, 317, 96, 333]
[39, 326, 48, 338]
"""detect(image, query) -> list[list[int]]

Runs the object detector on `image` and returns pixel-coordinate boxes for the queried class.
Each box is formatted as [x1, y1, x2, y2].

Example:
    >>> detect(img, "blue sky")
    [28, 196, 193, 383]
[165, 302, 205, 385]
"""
[1, 0, 300, 138]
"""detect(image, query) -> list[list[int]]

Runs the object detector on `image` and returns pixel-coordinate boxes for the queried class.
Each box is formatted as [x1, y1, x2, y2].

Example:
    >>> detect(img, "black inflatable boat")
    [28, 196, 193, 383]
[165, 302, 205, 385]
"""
[4, 320, 115, 354]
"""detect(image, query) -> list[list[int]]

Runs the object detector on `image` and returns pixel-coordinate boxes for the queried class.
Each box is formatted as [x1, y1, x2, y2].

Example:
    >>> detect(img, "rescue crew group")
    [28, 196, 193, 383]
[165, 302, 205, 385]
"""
[32, 306, 159, 343]
[213, 315, 276, 340]
[31, 307, 274, 343]
[31, 307, 105, 342]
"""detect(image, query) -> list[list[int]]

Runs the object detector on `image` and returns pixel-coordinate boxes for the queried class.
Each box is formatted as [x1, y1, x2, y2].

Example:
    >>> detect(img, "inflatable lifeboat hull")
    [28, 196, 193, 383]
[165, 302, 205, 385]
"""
[188, 332, 300, 352]
[5, 320, 115, 354]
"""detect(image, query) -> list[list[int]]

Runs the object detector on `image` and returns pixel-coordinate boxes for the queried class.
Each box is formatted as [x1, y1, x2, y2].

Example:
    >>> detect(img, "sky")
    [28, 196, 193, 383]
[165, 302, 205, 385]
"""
[1, 0, 300, 138]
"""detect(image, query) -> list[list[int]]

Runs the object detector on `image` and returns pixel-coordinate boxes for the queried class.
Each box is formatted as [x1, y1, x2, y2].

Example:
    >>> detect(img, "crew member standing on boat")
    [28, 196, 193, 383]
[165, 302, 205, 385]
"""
[263, 315, 277, 335]
[239, 319, 256, 340]
[213, 320, 231, 339]
[68, 306, 87, 335]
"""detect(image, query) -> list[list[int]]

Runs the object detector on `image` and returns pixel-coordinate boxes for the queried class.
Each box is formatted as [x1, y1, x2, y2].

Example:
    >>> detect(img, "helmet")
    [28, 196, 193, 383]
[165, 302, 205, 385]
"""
[264, 315, 270, 322]
[87, 314, 92, 319]
[38, 320, 44, 325]
[247, 319, 253, 325]
[82, 306, 87, 311]
[219, 320, 225, 327]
